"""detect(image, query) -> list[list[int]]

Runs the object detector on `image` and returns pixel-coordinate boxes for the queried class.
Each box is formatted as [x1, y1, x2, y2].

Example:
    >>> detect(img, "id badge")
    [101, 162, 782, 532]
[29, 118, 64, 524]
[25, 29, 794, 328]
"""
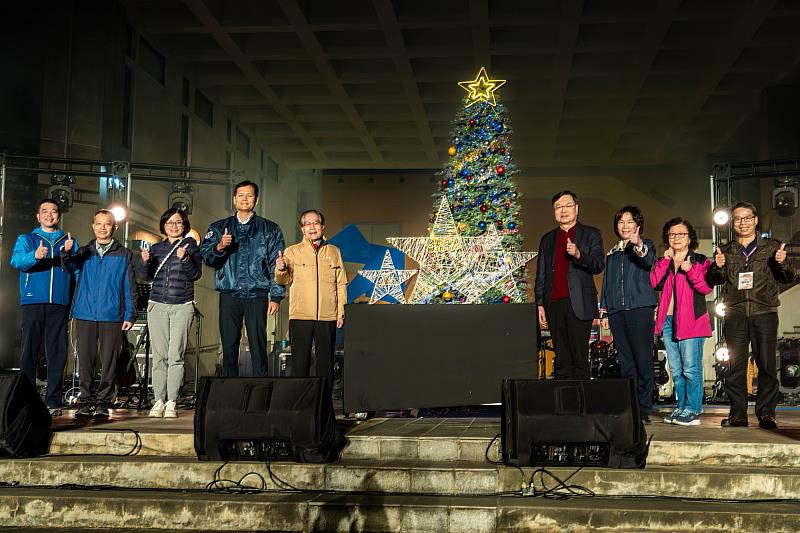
[738, 271, 754, 290]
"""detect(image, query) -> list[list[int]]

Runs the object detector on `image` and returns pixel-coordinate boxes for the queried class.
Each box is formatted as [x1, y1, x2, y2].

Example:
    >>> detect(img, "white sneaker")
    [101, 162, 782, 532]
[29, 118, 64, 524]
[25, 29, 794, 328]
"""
[149, 399, 165, 418]
[164, 400, 177, 418]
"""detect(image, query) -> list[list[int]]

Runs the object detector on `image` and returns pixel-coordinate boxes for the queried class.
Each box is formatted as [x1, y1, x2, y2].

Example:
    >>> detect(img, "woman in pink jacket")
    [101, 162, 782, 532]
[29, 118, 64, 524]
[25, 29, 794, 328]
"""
[650, 218, 713, 426]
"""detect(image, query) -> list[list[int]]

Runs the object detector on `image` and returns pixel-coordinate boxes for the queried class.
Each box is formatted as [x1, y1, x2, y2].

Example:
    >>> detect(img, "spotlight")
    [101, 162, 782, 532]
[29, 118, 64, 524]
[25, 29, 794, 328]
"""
[714, 345, 729, 362]
[773, 186, 798, 217]
[168, 182, 194, 214]
[713, 208, 730, 226]
[778, 338, 800, 393]
[714, 301, 726, 318]
[109, 205, 128, 222]
[47, 175, 75, 214]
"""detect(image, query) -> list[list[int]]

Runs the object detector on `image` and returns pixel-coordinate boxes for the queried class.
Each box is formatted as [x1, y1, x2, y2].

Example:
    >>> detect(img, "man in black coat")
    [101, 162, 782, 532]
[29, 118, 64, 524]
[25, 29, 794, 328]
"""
[535, 191, 605, 380]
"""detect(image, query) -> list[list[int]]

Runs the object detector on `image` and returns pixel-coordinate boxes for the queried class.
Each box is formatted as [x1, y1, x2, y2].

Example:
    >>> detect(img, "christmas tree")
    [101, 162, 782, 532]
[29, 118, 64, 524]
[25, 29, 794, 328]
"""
[426, 67, 528, 303]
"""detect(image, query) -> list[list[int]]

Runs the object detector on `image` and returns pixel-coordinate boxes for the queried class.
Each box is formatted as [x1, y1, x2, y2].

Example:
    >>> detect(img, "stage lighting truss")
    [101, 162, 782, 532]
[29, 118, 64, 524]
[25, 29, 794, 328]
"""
[168, 181, 194, 214]
[778, 338, 800, 398]
[47, 175, 75, 213]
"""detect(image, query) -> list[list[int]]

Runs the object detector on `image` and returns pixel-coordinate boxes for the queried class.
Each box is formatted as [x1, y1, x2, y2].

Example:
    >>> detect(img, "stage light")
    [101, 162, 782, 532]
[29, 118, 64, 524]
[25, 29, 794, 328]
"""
[713, 208, 730, 226]
[109, 205, 128, 222]
[47, 175, 75, 214]
[773, 178, 799, 218]
[168, 182, 194, 214]
[715, 345, 729, 362]
[778, 338, 800, 393]
[714, 301, 726, 318]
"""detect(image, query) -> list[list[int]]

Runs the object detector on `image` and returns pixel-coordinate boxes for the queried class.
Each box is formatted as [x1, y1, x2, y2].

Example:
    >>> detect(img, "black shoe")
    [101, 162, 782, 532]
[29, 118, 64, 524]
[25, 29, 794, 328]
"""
[721, 417, 748, 427]
[94, 406, 110, 418]
[641, 416, 651, 425]
[75, 404, 94, 417]
[758, 416, 777, 430]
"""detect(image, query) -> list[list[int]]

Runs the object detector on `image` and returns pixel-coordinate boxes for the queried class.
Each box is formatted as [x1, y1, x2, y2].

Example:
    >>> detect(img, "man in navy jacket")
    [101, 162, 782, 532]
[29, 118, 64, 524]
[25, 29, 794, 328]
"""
[10, 199, 77, 416]
[61, 209, 136, 418]
[199, 180, 286, 377]
[535, 191, 604, 379]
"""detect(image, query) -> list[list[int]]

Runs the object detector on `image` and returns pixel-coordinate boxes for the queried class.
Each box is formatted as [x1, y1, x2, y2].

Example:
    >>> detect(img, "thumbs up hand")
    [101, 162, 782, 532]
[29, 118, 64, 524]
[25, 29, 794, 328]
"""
[276, 250, 286, 271]
[216, 227, 233, 252]
[629, 227, 642, 247]
[566, 237, 580, 259]
[34, 239, 48, 260]
[176, 242, 190, 261]
[776, 242, 788, 264]
[63, 232, 74, 253]
[714, 246, 725, 268]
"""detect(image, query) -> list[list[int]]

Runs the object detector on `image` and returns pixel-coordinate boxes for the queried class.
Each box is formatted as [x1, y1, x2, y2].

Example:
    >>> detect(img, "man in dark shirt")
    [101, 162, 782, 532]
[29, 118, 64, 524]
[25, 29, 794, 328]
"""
[535, 191, 604, 380]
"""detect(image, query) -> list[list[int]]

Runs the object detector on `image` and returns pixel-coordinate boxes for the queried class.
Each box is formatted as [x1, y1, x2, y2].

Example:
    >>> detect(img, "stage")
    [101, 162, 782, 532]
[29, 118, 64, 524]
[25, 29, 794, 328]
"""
[1, 406, 800, 531]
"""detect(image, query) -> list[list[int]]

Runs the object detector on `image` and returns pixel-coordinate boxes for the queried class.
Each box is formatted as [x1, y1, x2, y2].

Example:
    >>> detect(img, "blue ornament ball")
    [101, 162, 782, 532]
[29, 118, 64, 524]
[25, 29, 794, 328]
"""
[447, 178, 454, 187]
[478, 221, 487, 230]
[508, 222, 517, 230]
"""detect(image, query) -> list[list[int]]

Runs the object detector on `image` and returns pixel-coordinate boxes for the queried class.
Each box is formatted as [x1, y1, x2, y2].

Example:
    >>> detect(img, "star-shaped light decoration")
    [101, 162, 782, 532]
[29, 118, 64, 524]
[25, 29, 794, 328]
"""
[387, 197, 536, 304]
[357, 250, 418, 304]
[458, 67, 507, 107]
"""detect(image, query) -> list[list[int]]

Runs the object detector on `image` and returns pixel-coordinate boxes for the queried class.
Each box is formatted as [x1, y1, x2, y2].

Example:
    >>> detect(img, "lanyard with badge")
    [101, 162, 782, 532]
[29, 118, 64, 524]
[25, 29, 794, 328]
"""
[738, 245, 757, 290]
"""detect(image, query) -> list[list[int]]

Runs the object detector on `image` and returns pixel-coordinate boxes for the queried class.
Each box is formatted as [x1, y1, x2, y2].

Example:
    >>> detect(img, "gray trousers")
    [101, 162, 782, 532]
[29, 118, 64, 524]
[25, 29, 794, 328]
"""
[147, 301, 194, 402]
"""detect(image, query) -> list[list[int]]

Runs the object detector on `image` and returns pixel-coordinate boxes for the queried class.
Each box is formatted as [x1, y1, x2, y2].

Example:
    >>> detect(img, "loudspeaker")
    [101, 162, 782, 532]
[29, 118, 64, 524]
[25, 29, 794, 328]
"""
[501, 378, 648, 469]
[194, 376, 343, 463]
[0, 374, 52, 457]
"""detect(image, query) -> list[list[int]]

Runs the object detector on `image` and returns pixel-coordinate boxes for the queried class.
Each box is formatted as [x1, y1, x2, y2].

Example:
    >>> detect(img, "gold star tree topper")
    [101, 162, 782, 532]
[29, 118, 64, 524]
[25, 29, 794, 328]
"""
[458, 67, 507, 107]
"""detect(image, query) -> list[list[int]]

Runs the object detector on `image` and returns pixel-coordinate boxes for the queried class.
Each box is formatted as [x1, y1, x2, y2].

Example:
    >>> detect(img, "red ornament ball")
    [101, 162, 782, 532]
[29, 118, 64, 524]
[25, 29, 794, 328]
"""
[465, 174, 472, 181]
[469, 118, 476, 126]
[496, 220, 504, 228]
[480, 204, 488, 213]
[504, 202, 511, 209]
[496, 165, 505, 175]
[500, 147, 506, 154]
[441, 179, 448, 187]
[502, 295, 511, 304]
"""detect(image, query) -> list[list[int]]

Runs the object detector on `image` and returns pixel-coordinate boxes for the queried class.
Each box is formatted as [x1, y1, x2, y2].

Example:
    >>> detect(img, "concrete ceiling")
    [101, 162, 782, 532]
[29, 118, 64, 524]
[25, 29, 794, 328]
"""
[126, 0, 800, 171]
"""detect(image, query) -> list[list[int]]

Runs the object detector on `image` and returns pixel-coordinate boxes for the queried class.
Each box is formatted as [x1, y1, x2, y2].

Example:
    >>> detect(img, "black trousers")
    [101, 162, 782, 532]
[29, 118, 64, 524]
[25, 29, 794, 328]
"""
[289, 319, 336, 387]
[723, 312, 779, 421]
[219, 293, 268, 377]
[19, 303, 69, 408]
[549, 298, 592, 380]
[75, 319, 122, 406]
[608, 307, 655, 417]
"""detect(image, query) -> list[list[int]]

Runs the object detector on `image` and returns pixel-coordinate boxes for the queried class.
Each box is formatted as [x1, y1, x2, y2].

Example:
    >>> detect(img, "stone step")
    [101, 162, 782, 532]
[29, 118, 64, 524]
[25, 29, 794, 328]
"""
[3, 456, 800, 501]
[2, 487, 799, 532]
[49, 425, 800, 468]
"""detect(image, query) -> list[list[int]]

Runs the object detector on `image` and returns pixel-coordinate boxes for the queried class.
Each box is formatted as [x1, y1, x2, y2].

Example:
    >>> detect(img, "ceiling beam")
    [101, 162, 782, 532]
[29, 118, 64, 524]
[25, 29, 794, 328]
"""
[372, 0, 438, 162]
[278, 0, 383, 163]
[181, 0, 328, 164]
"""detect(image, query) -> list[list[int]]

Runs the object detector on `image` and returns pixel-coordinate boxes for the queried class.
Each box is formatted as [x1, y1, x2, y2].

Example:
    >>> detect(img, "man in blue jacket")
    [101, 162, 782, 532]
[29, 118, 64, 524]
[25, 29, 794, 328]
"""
[200, 180, 286, 377]
[61, 209, 136, 418]
[10, 199, 77, 416]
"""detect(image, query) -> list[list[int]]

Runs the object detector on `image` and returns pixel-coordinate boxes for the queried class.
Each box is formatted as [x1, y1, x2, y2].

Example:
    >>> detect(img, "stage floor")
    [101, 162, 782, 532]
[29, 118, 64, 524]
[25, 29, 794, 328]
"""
[50, 403, 800, 449]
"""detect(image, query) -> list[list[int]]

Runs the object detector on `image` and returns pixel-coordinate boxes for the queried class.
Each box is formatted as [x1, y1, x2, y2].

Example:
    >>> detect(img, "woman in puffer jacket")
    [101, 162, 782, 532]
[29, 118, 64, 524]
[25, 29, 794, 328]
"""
[600, 206, 658, 423]
[650, 217, 713, 427]
[137, 208, 202, 418]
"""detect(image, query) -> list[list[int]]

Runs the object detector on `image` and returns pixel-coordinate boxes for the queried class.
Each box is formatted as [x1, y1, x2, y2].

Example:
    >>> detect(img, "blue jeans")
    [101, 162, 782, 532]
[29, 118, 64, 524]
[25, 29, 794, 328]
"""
[661, 316, 704, 415]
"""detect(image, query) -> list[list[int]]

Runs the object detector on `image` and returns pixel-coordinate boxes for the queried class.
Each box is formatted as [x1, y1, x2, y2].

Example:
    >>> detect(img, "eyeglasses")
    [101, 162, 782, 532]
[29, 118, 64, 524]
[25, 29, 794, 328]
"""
[165, 221, 184, 227]
[554, 203, 576, 211]
[732, 215, 755, 224]
[668, 232, 689, 239]
[302, 221, 322, 227]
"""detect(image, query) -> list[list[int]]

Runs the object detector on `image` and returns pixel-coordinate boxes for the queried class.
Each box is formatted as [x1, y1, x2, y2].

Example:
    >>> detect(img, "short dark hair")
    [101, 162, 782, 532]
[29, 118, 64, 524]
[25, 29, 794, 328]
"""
[732, 201, 758, 217]
[94, 209, 114, 221]
[158, 207, 191, 235]
[552, 190, 578, 206]
[38, 198, 60, 213]
[298, 209, 325, 227]
[662, 217, 699, 251]
[613, 206, 645, 239]
[234, 180, 259, 198]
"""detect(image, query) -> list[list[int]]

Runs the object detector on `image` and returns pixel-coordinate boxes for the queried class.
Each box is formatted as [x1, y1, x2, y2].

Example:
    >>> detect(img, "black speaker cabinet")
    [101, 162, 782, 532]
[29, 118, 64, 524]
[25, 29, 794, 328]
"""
[194, 376, 343, 463]
[501, 378, 648, 469]
[0, 374, 52, 457]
